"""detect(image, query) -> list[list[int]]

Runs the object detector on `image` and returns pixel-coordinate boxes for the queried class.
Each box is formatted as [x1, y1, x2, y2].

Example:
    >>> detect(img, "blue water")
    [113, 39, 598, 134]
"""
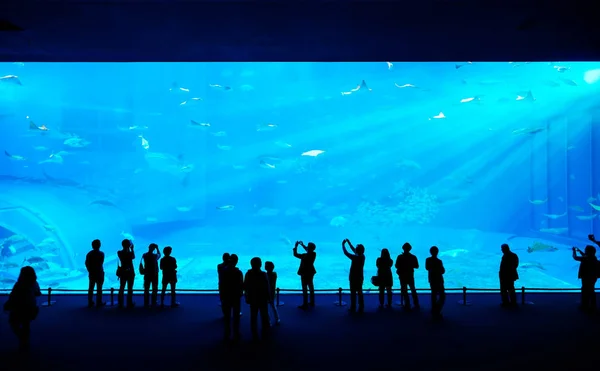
[1, 61, 600, 292]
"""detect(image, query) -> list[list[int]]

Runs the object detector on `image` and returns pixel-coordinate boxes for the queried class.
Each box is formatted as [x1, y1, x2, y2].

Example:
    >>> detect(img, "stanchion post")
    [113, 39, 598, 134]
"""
[334, 287, 347, 306]
[41, 287, 56, 307]
[106, 287, 115, 307]
[521, 286, 534, 305]
[457, 286, 471, 306]
[276, 287, 285, 307]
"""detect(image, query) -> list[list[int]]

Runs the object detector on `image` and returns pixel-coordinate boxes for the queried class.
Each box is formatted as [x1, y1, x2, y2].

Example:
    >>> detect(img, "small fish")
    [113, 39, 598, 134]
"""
[455, 62, 473, 69]
[0, 75, 22, 85]
[553, 65, 570, 73]
[138, 135, 150, 150]
[169, 82, 190, 93]
[394, 83, 417, 89]
[520, 262, 546, 270]
[569, 205, 584, 212]
[39, 154, 63, 165]
[274, 141, 292, 148]
[180, 97, 202, 106]
[29, 121, 49, 131]
[216, 205, 235, 211]
[208, 84, 231, 90]
[301, 150, 325, 157]
[120, 231, 135, 241]
[43, 225, 56, 232]
[260, 160, 276, 169]
[516, 90, 535, 102]
[23, 256, 46, 265]
[429, 112, 446, 120]
[257, 123, 278, 132]
[460, 96, 482, 104]
[586, 197, 596, 203]
[589, 203, 600, 211]
[189, 120, 210, 128]
[529, 199, 548, 205]
[89, 200, 119, 208]
[211, 131, 227, 137]
[543, 212, 566, 220]
[341, 80, 371, 95]
[576, 214, 597, 221]
[386, 62, 393, 70]
[527, 242, 558, 253]
[4, 150, 26, 161]
[539, 227, 568, 235]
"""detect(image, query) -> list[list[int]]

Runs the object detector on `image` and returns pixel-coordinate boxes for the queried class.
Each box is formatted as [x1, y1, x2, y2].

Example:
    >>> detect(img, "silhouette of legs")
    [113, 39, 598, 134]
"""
[400, 276, 419, 309]
[268, 301, 280, 324]
[500, 279, 517, 307]
[430, 284, 446, 316]
[349, 280, 364, 312]
[250, 304, 270, 340]
[223, 299, 241, 340]
[88, 274, 105, 307]
[581, 278, 597, 310]
[118, 274, 135, 308]
[144, 276, 159, 307]
[161, 282, 177, 307]
[378, 286, 392, 307]
[9, 316, 31, 351]
[300, 274, 315, 308]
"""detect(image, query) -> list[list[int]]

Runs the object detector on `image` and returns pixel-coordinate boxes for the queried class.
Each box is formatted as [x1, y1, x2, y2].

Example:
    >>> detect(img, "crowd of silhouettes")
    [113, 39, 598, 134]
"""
[3, 234, 600, 349]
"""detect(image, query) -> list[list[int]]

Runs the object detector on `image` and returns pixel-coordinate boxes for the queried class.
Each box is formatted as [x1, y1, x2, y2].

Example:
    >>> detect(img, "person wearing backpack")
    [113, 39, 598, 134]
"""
[140, 243, 161, 308]
[572, 241, 598, 312]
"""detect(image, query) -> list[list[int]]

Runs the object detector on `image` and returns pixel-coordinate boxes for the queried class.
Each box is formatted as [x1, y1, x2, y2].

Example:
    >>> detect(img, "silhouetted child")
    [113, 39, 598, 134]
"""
[221, 254, 243, 341]
[342, 239, 365, 313]
[3, 266, 42, 351]
[85, 239, 105, 308]
[244, 257, 271, 340]
[160, 246, 179, 308]
[141, 243, 161, 308]
[395, 242, 420, 310]
[425, 246, 446, 319]
[265, 261, 280, 325]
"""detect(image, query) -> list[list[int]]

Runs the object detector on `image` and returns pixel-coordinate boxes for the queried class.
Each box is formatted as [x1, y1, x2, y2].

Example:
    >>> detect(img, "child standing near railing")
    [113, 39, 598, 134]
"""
[265, 261, 281, 326]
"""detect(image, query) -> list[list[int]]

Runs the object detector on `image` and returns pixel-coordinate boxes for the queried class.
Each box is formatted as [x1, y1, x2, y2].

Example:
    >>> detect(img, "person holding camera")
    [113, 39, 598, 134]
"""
[293, 241, 317, 309]
[572, 236, 599, 312]
[342, 238, 366, 313]
[140, 243, 161, 308]
[117, 239, 136, 309]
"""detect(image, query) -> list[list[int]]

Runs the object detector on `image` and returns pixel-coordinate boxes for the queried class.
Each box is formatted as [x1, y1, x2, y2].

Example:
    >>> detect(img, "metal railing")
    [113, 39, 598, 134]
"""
[0, 286, 588, 308]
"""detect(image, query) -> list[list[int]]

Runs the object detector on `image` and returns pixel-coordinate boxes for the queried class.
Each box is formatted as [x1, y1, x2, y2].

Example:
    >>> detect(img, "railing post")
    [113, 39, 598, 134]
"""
[276, 287, 285, 307]
[106, 287, 115, 307]
[334, 287, 346, 306]
[457, 286, 471, 306]
[521, 286, 534, 305]
[41, 287, 56, 307]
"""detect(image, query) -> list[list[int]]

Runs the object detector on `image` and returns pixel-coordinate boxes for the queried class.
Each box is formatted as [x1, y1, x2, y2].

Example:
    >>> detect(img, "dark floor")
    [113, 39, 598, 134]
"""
[0, 292, 598, 371]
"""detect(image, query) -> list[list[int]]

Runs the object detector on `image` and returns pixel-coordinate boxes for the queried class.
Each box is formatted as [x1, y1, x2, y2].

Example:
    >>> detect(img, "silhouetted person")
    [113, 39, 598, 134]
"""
[141, 243, 161, 308]
[426, 246, 446, 319]
[160, 246, 178, 308]
[265, 261, 280, 325]
[573, 240, 598, 311]
[3, 266, 41, 351]
[244, 257, 271, 341]
[117, 239, 136, 308]
[85, 239, 105, 308]
[376, 248, 393, 308]
[221, 254, 243, 341]
[499, 243, 519, 308]
[217, 252, 230, 315]
[293, 241, 316, 309]
[395, 242, 420, 310]
[342, 239, 365, 313]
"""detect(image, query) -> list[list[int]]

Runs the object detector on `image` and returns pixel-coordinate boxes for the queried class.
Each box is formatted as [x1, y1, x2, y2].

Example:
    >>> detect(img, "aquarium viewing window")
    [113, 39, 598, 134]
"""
[0, 62, 599, 292]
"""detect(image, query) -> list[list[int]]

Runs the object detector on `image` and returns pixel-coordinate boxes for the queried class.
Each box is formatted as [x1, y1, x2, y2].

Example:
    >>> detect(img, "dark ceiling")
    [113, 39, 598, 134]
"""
[1, 0, 599, 62]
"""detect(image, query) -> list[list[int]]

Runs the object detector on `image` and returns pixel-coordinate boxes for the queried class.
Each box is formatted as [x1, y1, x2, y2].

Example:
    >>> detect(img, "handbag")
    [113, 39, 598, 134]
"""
[371, 275, 380, 287]
[139, 260, 146, 275]
[116, 261, 122, 279]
